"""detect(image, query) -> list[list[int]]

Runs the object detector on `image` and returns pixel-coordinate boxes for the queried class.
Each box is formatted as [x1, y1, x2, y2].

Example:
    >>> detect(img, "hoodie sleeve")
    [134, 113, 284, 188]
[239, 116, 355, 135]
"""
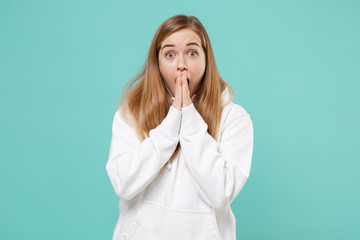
[106, 106, 182, 201]
[179, 103, 254, 209]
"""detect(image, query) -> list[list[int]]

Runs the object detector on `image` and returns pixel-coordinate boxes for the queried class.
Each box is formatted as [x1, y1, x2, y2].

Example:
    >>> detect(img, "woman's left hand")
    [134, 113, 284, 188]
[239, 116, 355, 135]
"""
[181, 73, 197, 108]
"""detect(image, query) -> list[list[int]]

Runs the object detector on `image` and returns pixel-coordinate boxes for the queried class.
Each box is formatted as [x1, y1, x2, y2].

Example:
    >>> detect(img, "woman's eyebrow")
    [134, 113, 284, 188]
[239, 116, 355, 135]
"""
[162, 42, 200, 50]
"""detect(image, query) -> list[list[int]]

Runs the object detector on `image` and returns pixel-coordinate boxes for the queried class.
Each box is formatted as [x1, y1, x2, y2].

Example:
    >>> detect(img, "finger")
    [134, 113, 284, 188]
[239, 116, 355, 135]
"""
[172, 73, 182, 109]
[183, 75, 190, 97]
[182, 75, 192, 106]
[176, 74, 182, 99]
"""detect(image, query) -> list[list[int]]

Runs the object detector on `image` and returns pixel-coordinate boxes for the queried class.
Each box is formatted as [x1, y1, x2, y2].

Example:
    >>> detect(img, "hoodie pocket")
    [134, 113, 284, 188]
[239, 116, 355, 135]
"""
[122, 201, 221, 240]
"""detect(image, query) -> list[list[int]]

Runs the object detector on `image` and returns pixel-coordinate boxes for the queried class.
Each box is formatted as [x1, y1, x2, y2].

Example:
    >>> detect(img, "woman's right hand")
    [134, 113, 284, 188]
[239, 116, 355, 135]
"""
[172, 72, 183, 110]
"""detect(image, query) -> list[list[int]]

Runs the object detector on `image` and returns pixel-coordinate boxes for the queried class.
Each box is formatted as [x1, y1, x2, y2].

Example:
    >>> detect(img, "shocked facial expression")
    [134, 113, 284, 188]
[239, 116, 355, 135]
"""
[158, 28, 206, 97]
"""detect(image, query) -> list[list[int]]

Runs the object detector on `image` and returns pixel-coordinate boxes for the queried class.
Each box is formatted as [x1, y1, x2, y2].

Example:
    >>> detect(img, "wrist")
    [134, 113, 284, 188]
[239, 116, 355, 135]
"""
[172, 102, 182, 111]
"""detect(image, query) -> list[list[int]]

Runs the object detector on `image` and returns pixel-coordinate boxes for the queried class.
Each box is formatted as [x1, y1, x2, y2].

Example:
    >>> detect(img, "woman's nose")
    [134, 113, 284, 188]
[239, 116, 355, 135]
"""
[177, 55, 188, 71]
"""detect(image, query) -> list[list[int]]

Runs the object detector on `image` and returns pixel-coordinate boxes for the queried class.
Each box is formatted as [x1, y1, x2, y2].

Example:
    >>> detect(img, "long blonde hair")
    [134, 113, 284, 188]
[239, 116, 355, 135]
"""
[117, 15, 234, 173]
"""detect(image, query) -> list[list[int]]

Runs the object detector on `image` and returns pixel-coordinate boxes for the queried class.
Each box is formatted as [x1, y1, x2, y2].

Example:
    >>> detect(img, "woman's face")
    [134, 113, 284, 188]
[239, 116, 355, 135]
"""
[158, 29, 206, 97]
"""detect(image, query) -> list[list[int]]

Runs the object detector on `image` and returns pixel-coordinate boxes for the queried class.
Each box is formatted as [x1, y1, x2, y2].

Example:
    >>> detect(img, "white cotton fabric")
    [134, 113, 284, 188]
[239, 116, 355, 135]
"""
[106, 87, 254, 240]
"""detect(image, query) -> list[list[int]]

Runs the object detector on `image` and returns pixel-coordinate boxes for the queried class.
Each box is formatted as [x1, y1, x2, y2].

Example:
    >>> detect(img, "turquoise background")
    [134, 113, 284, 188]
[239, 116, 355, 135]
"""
[1, 0, 359, 239]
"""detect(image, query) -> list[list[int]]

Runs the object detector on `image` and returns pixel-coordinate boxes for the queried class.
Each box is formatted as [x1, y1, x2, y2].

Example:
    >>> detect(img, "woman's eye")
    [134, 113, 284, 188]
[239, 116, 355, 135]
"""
[165, 52, 175, 58]
[165, 51, 198, 58]
[189, 51, 198, 57]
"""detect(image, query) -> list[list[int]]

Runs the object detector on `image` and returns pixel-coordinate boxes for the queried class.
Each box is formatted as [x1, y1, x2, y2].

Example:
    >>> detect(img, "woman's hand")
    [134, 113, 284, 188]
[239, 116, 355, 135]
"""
[172, 72, 183, 110]
[172, 72, 196, 110]
[181, 73, 196, 108]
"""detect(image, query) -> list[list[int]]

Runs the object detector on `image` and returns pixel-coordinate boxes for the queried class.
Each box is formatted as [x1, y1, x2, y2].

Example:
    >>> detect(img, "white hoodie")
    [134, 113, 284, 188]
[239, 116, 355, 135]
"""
[106, 87, 254, 240]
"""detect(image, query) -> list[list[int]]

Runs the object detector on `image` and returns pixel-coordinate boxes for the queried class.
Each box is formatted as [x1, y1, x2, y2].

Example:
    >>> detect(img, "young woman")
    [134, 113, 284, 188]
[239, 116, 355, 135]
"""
[106, 14, 254, 240]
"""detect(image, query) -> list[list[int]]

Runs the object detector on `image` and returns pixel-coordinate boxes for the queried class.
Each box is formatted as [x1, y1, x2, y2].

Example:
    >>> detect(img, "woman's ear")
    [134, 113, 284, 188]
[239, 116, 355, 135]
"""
[191, 94, 197, 102]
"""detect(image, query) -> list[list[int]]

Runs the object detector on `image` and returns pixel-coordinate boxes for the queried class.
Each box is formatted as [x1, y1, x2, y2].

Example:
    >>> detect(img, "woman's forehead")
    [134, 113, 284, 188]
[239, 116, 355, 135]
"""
[161, 29, 202, 48]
